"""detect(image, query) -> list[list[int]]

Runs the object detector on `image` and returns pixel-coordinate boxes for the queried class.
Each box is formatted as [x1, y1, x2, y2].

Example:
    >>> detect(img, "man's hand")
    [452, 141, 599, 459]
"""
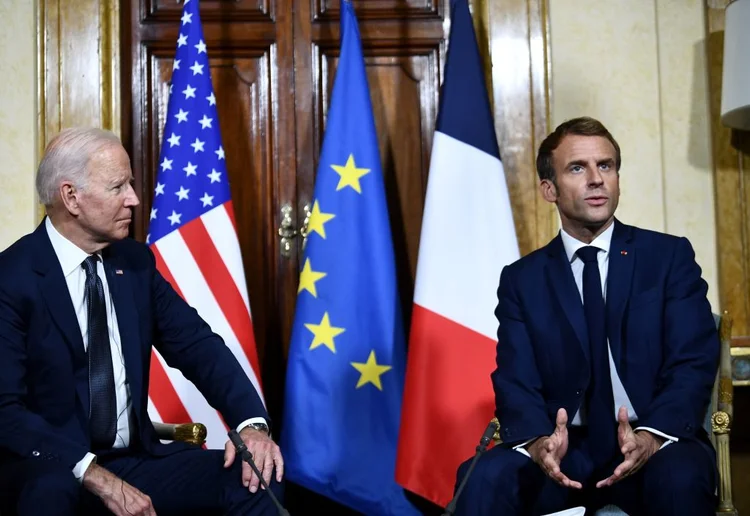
[596, 406, 664, 488]
[528, 408, 582, 489]
[82, 463, 156, 516]
[224, 427, 284, 493]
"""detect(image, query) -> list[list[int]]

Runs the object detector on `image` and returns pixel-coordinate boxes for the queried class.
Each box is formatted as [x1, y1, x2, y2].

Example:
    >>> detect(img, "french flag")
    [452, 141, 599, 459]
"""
[395, 0, 520, 507]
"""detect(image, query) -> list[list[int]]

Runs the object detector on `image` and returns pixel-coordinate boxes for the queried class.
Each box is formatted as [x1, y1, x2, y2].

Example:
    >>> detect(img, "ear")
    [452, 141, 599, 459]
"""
[539, 179, 558, 204]
[59, 181, 82, 215]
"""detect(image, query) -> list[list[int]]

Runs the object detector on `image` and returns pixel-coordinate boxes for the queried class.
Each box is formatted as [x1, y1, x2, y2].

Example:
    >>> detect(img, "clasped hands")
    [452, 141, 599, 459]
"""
[527, 407, 663, 489]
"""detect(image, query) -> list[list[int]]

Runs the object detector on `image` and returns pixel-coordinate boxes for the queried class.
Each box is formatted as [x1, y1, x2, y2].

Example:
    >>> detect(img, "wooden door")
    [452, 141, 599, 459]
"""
[122, 0, 298, 421]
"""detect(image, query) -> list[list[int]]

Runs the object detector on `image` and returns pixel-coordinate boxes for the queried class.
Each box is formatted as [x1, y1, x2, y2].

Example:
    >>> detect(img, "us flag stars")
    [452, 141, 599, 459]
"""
[147, 2, 232, 246]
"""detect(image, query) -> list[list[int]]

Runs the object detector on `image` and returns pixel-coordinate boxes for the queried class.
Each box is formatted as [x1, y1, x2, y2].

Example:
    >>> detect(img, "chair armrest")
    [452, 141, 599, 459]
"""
[713, 311, 737, 516]
[152, 422, 207, 447]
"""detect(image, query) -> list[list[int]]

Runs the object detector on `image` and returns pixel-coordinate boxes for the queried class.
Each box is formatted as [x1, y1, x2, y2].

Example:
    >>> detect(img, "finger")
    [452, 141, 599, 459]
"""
[224, 441, 235, 468]
[242, 461, 256, 490]
[274, 450, 284, 481]
[555, 408, 568, 431]
[248, 453, 263, 493]
[618, 406, 629, 425]
[261, 449, 274, 490]
[621, 440, 637, 455]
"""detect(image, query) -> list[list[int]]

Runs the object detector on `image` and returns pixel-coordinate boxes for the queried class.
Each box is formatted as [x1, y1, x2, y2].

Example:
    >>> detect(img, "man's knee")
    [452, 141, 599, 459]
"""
[643, 443, 716, 510]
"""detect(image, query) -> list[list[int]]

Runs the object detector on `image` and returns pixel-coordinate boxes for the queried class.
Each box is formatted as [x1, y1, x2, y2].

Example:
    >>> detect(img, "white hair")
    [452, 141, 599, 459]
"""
[35, 127, 122, 206]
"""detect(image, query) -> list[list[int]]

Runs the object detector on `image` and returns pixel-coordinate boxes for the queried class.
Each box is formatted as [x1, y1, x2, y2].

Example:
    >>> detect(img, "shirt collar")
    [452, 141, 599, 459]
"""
[560, 220, 615, 263]
[45, 217, 95, 278]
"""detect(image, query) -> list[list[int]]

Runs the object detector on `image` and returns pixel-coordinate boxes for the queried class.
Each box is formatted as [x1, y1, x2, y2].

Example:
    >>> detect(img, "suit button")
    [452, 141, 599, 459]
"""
[31, 450, 40, 457]
[576, 389, 582, 396]
[685, 424, 693, 432]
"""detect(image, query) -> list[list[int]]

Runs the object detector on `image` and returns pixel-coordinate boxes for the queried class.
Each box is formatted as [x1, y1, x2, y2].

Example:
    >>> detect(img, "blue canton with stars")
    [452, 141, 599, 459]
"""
[148, 0, 230, 245]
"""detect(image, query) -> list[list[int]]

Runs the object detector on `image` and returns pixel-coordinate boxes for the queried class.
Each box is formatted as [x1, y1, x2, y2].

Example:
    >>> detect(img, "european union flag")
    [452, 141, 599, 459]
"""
[281, 2, 419, 515]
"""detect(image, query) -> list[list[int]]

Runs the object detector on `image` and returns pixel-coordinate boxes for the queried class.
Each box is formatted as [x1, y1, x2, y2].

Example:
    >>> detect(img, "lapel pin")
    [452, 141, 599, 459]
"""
[115, 269, 124, 275]
[620, 250, 628, 256]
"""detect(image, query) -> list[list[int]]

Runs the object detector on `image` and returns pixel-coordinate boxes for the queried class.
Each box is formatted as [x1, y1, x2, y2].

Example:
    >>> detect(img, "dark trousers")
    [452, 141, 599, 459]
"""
[454, 432, 717, 516]
[0, 447, 284, 516]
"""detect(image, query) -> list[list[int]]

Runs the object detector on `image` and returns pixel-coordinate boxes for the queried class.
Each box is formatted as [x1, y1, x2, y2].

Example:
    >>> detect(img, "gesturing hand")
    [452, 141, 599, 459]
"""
[83, 463, 157, 516]
[528, 408, 582, 489]
[224, 427, 284, 494]
[596, 406, 663, 488]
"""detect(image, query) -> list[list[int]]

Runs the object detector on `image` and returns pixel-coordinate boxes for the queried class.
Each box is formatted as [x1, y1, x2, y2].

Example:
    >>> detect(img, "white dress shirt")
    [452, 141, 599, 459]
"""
[45, 219, 267, 481]
[514, 222, 675, 456]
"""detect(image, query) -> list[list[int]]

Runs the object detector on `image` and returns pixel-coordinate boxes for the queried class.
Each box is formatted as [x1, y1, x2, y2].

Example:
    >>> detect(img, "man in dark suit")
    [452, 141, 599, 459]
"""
[0, 128, 284, 515]
[455, 117, 719, 515]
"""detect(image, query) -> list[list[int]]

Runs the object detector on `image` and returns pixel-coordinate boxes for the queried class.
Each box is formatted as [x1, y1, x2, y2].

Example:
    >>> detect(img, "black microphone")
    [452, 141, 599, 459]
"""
[442, 420, 499, 516]
[228, 430, 290, 516]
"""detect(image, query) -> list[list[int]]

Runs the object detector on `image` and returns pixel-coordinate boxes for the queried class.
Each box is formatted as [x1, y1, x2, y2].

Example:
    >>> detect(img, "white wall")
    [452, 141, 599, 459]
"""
[550, 0, 718, 309]
[0, 0, 38, 250]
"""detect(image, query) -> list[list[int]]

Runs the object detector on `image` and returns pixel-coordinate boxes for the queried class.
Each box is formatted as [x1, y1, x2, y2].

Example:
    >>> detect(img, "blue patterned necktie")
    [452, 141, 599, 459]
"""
[576, 246, 618, 464]
[82, 255, 117, 449]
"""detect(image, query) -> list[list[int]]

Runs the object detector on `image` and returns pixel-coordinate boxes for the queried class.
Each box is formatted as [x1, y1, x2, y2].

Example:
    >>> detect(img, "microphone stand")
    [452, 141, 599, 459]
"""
[228, 430, 290, 516]
[442, 420, 499, 516]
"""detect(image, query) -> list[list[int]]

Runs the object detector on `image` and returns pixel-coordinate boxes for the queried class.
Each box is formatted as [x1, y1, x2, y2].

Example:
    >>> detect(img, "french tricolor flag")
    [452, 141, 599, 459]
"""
[395, 0, 520, 507]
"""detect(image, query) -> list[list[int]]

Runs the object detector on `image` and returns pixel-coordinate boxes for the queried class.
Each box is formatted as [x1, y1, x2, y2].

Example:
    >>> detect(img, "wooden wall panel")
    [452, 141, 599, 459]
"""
[37, 0, 120, 220]
[705, 0, 750, 343]
[488, 0, 556, 255]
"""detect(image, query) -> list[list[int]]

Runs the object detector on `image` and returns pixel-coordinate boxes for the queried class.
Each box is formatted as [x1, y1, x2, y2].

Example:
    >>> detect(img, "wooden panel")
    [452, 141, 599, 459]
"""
[313, 0, 441, 20]
[488, 0, 556, 255]
[123, 0, 298, 424]
[147, 50, 276, 369]
[317, 48, 441, 322]
[705, 0, 750, 342]
[146, 0, 270, 21]
[37, 0, 120, 221]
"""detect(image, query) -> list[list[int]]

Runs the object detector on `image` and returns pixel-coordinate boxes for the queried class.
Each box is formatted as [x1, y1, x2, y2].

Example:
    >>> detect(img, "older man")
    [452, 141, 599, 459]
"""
[0, 128, 283, 515]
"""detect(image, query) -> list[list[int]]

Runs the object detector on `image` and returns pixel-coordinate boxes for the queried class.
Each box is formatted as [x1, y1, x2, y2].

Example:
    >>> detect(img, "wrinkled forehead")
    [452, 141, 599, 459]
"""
[554, 135, 616, 165]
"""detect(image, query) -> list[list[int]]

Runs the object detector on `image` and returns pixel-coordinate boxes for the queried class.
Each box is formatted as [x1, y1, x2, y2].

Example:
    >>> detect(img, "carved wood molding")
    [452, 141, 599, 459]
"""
[705, 0, 750, 343]
[36, 0, 121, 220]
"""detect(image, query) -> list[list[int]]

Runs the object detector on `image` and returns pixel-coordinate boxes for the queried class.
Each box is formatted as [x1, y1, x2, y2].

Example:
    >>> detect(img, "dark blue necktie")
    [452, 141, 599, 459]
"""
[576, 246, 618, 464]
[82, 255, 117, 449]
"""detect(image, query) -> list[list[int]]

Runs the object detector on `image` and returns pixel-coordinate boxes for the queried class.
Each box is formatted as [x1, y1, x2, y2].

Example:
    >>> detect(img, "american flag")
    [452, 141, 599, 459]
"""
[146, 0, 264, 449]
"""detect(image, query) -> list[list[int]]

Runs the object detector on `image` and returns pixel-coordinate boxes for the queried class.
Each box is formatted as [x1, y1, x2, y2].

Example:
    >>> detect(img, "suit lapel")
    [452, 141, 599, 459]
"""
[545, 234, 590, 363]
[103, 249, 144, 430]
[606, 220, 635, 367]
[31, 222, 90, 415]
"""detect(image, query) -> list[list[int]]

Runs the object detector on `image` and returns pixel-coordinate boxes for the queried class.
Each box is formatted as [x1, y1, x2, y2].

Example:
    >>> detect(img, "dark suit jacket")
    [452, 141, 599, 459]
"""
[492, 220, 719, 451]
[0, 221, 267, 469]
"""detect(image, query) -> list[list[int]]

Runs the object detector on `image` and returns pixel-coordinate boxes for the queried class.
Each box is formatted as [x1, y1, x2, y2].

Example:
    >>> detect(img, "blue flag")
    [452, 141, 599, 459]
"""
[281, 2, 419, 514]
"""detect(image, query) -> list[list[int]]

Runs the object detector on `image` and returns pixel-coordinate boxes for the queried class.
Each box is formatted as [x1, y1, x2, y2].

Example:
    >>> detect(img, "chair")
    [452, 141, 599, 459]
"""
[152, 421, 208, 447]
[490, 311, 737, 516]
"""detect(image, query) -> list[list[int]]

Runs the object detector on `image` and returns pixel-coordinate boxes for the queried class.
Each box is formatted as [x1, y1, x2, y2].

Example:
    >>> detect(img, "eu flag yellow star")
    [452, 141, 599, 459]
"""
[331, 154, 370, 193]
[306, 200, 335, 239]
[350, 350, 392, 390]
[304, 312, 345, 353]
[297, 258, 326, 297]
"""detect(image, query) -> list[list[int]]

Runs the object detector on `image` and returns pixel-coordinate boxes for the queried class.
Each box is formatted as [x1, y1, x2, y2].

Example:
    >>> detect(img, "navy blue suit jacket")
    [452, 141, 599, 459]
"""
[0, 221, 267, 469]
[492, 220, 719, 450]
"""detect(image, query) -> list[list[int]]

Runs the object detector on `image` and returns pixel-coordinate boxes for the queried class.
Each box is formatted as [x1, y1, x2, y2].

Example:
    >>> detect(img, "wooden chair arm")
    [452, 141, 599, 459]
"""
[152, 422, 207, 447]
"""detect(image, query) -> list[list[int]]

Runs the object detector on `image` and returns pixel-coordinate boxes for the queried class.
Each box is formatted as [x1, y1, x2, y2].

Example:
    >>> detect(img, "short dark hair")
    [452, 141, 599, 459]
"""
[536, 116, 621, 182]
